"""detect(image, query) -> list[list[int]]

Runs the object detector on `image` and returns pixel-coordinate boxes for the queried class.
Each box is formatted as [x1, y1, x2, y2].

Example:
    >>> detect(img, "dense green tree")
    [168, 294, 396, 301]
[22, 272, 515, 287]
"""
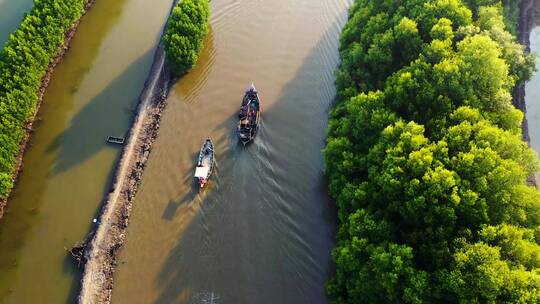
[476, 5, 535, 84]
[325, 0, 540, 302]
[163, 0, 210, 76]
[0, 0, 210, 199]
[0, 0, 86, 198]
[463, 0, 521, 35]
[441, 240, 540, 303]
[328, 209, 429, 304]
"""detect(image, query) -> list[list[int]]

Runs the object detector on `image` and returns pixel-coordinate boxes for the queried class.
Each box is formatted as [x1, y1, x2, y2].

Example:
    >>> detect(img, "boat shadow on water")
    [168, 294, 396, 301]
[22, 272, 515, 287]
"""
[161, 152, 221, 221]
[153, 12, 345, 302]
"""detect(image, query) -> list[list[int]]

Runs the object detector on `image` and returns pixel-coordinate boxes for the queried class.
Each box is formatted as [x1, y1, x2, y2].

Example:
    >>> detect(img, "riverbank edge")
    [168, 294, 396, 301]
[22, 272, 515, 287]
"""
[517, 0, 539, 187]
[0, 0, 97, 220]
[77, 1, 180, 302]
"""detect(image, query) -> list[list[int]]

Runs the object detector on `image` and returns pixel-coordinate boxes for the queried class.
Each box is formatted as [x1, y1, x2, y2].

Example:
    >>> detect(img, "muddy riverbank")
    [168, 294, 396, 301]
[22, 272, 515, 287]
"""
[77, 1, 181, 301]
[0, 0, 97, 219]
[78, 46, 172, 303]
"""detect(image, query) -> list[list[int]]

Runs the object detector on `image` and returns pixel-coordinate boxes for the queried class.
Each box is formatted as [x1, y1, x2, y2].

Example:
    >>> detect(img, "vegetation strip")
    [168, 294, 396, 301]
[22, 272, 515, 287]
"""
[163, 0, 210, 76]
[78, 0, 210, 302]
[324, 0, 540, 302]
[0, 0, 96, 218]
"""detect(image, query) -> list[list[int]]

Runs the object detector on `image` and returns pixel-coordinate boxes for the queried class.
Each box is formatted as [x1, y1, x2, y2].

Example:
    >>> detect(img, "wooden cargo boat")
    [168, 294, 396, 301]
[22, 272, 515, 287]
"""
[194, 137, 215, 188]
[237, 83, 261, 145]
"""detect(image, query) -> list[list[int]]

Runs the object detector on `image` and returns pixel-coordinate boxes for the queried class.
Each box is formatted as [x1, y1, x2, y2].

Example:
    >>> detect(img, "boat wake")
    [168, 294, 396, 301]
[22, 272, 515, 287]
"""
[190, 291, 222, 304]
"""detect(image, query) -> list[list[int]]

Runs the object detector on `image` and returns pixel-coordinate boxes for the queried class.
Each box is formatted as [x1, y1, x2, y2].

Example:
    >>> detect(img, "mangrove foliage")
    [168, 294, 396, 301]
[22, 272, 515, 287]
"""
[324, 0, 540, 303]
[163, 0, 210, 76]
[0, 0, 86, 199]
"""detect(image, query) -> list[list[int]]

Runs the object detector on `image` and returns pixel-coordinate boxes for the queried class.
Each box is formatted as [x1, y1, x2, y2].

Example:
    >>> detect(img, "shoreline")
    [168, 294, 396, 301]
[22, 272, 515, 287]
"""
[517, 0, 538, 187]
[78, 48, 171, 303]
[0, 0, 97, 220]
[77, 1, 179, 302]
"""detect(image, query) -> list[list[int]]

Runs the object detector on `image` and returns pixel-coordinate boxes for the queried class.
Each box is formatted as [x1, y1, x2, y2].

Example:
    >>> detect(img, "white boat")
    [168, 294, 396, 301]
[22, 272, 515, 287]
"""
[194, 137, 215, 188]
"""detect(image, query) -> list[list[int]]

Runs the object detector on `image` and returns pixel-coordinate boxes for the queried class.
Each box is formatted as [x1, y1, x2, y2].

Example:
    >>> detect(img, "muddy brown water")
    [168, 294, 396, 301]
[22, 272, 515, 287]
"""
[0, 0, 173, 302]
[111, 0, 351, 303]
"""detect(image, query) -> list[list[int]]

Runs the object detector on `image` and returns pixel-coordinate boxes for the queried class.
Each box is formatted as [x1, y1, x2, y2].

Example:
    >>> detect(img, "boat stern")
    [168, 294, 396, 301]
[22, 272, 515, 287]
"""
[240, 137, 252, 145]
[198, 177, 207, 188]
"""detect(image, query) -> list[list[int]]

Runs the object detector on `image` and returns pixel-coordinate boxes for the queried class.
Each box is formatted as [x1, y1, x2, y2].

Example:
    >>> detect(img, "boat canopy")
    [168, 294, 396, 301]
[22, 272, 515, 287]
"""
[194, 167, 210, 178]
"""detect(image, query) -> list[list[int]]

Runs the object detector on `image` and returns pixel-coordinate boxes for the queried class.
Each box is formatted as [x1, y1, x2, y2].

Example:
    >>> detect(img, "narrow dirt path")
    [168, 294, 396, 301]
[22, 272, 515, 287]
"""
[78, 44, 172, 304]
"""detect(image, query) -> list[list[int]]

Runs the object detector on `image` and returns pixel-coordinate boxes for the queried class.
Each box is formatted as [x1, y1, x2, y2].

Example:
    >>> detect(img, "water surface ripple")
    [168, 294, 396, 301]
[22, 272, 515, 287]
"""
[0, 0, 173, 302]
[112, 0, 352, 303]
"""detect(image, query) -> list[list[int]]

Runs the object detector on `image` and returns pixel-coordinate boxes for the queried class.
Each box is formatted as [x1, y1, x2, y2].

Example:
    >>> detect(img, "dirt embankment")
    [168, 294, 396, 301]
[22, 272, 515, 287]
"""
[77, 1, 180, 302]
[77, 46, 172, 303]
[0, 0, 97, 220]
[516, 0, 539, 187]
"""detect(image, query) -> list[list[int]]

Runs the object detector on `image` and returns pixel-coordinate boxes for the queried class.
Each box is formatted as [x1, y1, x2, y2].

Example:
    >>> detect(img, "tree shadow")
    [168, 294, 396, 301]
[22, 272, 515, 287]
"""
[171, 26, 216, 104]
[42, 0, 136, 175]
[63, 159, 118, 303]
[0, 0, 133, 301]
[47, 48, 157, 175]
[48, 24, 216, 176]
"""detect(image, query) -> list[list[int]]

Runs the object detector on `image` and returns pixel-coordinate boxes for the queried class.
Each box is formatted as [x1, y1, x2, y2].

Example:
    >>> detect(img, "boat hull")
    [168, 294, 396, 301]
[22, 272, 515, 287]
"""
[237, 83, 261, 145]
[194, 138, 214, 188]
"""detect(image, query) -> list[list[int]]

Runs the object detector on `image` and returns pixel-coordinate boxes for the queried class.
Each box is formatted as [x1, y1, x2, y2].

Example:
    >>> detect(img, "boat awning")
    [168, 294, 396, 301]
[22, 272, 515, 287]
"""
[194, 167, 209, 178]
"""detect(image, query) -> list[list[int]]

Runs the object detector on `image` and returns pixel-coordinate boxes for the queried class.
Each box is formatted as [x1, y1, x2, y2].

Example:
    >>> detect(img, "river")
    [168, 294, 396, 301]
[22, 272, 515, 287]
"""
[5, 1, 534, 303]
[0, 0, 173, 302]
[526, 4, 540, 183]
[0, 0, 33, 45]
[111, 0, 351, 303]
